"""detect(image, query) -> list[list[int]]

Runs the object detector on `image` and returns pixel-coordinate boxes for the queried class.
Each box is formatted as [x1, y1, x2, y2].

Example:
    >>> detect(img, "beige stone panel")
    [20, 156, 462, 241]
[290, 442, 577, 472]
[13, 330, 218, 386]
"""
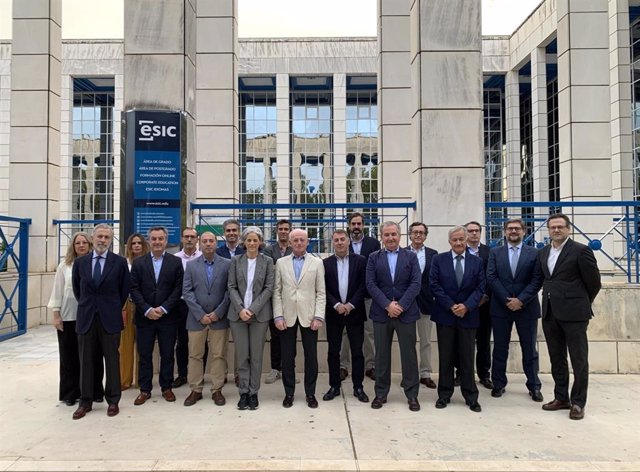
[11, 19, 50, 55]
[569, 12, 609, 49]
[379, 0, 411, 16]
[10, 91, 48, 127]
[569, 49, 609, 86]
[416, 0, 481, 52]
[379, 160, 413, 200]
[124, 0, 184, 54]
[381, 52, 411, 89]
[124, 55, 185, 109]
[196, 53, 234, 89]
[196, 89, 235, 126]
[419, 52, 482, 109]
[380, 124, 411, 161]
[379, 16, 410, 53]
[419, 110, 483, 168]
[10, 55, 50, 91]
[570, 86, 610, 123]
[618, 342, 640, 373]
[570, 122, 610, 158]
[13, 0, 61, 22]
[48, 92, 60, 132]
[9, 127, 48, 163]
[195, 162, 236, 199]
[538, 341, 551, 373]
[196, 0, 236, 17]
[589, 341, 619, 373]
[49, 19, 62, 60]
[185, 58, 196, 118]
[27, 272, 42, 311]
[196, 17, 234, 53]
[196, 126, 234, 163]
[9, 163, 48, 200]
[26, 306, 43, 329]
[49, 57, 61, 96]
[590, 285, 640, 340]
[380, 88, 411, 125]
[569, 159, 612, 197]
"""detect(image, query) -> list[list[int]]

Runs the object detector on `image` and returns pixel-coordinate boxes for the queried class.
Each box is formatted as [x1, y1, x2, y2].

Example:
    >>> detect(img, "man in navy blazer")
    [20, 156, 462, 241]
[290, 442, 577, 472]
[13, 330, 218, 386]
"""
[216, 218, 245, 259]
[130, 226, 184, 406]
[486, 218, 544, 402]
[322, 229, 369, 403]
[430, 225, 485, 413]
[366, 221, 422, 411]
[71, 224, 130, 420]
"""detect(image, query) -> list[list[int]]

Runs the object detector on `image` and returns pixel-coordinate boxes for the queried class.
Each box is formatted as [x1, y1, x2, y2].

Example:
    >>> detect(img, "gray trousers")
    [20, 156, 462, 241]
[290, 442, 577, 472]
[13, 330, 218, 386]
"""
[229, 320, 269, 395]
[416, 313, 433, 378]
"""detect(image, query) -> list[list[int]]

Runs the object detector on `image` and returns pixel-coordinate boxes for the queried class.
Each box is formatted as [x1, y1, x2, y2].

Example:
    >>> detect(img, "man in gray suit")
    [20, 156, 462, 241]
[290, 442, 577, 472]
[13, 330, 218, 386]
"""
[182, 231, 231, 407]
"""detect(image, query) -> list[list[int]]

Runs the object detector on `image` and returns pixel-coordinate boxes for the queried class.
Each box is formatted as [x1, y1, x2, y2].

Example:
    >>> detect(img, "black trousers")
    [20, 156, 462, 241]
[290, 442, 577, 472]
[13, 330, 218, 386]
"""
[78, 316, 120, 407]
[174, 300, 189, 378]
[326, 318, 364, 390]
[372, 319, 419, 400]
[475, 306, 492, 380]
[280, 320, 317, 397]
[268, 319, 281, 371]
[542, 306, 589, 408]
[437, 323, 478, 404]
[137, 322, 177, 393]
[57, 320, 104, 402]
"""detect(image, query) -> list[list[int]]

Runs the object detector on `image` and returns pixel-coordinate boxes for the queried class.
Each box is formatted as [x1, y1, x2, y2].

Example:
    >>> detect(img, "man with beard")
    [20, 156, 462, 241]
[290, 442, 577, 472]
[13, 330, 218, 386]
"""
[216, 219, 245, 259]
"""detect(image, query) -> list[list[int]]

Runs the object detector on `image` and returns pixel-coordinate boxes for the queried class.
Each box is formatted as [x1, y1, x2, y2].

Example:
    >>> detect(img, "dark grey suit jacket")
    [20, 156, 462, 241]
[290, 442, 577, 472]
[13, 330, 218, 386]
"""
[262, 243, 292, 264]
[227, 253, 275, 323]
[182, 254, 231, 330]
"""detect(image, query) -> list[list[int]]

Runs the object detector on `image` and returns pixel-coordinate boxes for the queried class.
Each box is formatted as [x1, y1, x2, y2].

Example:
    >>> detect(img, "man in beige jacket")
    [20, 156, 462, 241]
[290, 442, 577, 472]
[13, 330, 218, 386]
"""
[273, 228, 326, 409]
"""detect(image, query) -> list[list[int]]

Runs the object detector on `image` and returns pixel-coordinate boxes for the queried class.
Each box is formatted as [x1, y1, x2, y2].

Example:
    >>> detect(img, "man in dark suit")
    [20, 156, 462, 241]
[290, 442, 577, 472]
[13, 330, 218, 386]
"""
[408, 221, 438, 389]
[71, 224, 130, 420]
[262, 219, 292, 384]
[366, 221, 422, 411]
[216, 218, 245, 259]
[430, 225, 485, 413]
[130, 226, 184, 406]
[486, 218, 544, 401]
[464, 220, 492, 389]
[322, 229, 369, 403]
[342, 212, 381, 381]
[538, 214, 601, 420]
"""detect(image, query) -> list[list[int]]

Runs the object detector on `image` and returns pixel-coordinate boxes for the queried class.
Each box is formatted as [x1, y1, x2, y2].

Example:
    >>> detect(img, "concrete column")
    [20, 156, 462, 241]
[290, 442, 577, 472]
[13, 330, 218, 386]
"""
[378, 0, 412, 222]
[0, 44, 10, 215]
[195, 0, 238, 207]
[505, 70, 522, 208]
[9, 0, 62, 272]
[275, 73, 289, 214]
[409, 0, 484, 248]
[333, 73, 347, 204]
[609, 0, 633, 200]
[531, 47, 549, 205]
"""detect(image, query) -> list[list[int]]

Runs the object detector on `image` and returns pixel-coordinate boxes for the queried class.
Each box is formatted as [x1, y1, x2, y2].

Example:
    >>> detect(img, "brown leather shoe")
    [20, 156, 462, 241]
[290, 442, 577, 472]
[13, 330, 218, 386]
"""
[72, 405, 92, 420]
[183, 391, 203, 407]
[134, 391, 151, 406]
[542, 399, 571, 411]
[107, 404, 119, 417]
[569, 405, 585, 420]
[162, 389, 176, 402]
[339, 368, 349, 381]
[365, 368, 376, 381]
[420, 377, 437, 389]
[212, 390, 226, 406]
[371, 396, 387, 409]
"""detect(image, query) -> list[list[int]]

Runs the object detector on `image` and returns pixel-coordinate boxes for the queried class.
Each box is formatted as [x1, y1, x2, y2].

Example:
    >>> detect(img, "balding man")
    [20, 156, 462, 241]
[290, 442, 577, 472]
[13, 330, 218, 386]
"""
[273, 229, 326, 409]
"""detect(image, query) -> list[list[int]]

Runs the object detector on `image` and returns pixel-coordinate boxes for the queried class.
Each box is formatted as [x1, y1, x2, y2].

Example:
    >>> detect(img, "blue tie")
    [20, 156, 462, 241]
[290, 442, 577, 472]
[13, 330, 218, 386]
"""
[455, 255, 463, 287]
[93, 255, 102, 285]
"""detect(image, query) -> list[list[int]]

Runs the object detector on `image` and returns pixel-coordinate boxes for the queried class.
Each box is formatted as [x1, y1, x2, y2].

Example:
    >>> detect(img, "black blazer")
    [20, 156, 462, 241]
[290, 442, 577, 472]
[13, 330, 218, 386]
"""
[72, 251, 130, 335]
[323, 253, 367, 325]
[408, 245, 438, 315]
[537, 238, 601, 321]
[262, 243, 292, 264]
[130, 252, 185, 326]
[216, 245, 245, 259]
[349, 235, 380, 259]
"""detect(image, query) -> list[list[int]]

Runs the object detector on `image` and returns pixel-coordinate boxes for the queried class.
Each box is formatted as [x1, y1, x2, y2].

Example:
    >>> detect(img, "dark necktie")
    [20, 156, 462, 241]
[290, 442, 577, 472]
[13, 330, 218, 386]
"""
[455, 254, 463, 287]
[93, 255, 102, 284]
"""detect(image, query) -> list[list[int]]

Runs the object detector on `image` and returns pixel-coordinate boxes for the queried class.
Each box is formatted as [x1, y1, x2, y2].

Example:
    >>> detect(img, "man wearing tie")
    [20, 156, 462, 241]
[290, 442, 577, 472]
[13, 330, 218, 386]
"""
[71, 224, 130, 420]
[272, 229, 326, 408]
[486, 218, 544, 401]
[130, 227, 184, 405]
[366, 221, 422, 411]
[430, 225, 486, 413]
[538, 214, 601, 420]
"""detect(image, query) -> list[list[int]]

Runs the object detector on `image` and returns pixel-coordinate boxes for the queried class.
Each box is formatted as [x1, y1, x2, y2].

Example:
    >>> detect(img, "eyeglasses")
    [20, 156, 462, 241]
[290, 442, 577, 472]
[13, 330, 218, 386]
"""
[506, 227, 523, 232]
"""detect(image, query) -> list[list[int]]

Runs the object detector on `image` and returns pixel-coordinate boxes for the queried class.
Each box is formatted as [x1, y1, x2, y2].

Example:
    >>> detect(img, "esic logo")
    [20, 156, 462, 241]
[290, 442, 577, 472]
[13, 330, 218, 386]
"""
[138, 120, 177, 142]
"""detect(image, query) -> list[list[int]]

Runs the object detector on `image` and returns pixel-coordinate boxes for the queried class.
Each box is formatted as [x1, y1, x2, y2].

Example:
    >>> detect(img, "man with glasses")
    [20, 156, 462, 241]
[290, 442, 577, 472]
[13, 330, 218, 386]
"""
[407, 222, 438, 389]
[486, 218, 544, 402]
[537, 214, 601, 420]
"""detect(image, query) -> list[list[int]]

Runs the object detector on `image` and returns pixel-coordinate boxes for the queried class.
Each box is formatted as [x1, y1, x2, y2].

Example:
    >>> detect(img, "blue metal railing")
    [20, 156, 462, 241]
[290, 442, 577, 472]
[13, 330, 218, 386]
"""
[191, 202, 416, 254]
[52, 219, 120, 261]
[0, 215, 31, 341]
[485, 201, 640, 283]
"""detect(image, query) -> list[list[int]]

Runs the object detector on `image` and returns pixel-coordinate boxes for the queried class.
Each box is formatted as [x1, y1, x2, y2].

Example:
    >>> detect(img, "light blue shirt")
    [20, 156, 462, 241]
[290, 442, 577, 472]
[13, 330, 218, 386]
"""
[451, 250, 466, 271]
[410, 245, 426, 273]
[385, 248, 399, 283]
[293, 254, 305, 282]
[151, 252, 165, 282]
[336, 255, 349, 303]
[92, 250, 106, 273]
[508, 243, 523, 268]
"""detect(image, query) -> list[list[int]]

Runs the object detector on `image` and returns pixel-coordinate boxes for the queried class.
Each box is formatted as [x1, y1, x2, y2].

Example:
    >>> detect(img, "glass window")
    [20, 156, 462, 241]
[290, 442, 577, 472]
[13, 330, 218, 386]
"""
[483, 86, 506, 242]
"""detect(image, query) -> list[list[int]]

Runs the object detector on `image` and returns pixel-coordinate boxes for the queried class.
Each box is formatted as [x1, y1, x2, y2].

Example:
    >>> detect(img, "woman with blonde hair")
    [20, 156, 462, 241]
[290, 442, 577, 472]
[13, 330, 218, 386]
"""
[48, 232, 104, 406]
[120, 233, 150, 390]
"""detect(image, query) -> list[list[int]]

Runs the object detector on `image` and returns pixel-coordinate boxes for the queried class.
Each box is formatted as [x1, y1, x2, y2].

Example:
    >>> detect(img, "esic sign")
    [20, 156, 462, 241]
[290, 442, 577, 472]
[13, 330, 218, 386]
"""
[138, 120, 178, 142]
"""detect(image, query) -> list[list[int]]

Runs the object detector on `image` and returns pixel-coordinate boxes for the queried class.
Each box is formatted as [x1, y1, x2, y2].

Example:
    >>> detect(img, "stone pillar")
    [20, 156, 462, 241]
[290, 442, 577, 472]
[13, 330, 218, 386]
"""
[195, 0, 238, 207]
[9, 0, 62, 272]
[409, 0, 484, 248]
[609, 0, 633, 201]
[378, 0, 412, 224]
[275, 73, 289, 215]
[531, 47, 549, 206]
[333, 73, 347, 205]
[505, 70, 522, 209]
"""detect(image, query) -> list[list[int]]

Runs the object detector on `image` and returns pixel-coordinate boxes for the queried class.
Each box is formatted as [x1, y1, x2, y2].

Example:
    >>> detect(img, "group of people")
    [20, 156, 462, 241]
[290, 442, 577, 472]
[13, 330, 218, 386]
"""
[48, 212, 601, 422]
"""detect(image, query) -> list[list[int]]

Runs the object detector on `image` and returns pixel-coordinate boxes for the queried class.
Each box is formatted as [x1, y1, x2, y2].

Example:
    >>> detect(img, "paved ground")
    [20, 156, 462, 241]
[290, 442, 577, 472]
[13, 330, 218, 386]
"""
[0, 327, 639, 471]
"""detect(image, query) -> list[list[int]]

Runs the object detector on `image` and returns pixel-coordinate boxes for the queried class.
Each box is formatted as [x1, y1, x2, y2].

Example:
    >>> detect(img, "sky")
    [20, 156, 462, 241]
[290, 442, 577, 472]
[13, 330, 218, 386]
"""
[0, 0, 543, 40]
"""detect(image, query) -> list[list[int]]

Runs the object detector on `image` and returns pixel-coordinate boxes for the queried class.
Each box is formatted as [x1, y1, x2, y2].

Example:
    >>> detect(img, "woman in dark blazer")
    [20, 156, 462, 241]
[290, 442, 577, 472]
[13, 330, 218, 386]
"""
[228, 226, 274, 410]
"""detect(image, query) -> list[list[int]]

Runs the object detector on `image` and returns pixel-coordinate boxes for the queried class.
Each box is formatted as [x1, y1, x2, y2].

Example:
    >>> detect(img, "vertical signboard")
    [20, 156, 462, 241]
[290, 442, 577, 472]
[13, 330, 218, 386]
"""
[122, 110, 184, 246]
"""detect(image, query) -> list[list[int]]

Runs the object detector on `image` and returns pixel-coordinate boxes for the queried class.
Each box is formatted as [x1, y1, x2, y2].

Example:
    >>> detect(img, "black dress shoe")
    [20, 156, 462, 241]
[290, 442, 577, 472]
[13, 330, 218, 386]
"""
[491, 387, 505, 398]
[365, 368, 376, 381]
[248, 394, 259, 410]
[569, 405, 585, 420]
[306, 395, 318, 408]
[172, 376, 187, 389]
[371, 396, 386, 409]
[529, 389, 544, 402]
[237, 393, 249, 410]
[408, 398, 420, 412]
[64, 399, 77, 406]
[542, 399, 571, 411]
[282, 395, 294, 408]
[354, 388, 369, 403]
[468, 401, 482, 413]
[435, 398, 450, 409]
[323, 387, 341, 401]
[420, 378, 437, 389]
[478, 378, 494, 389]
[339, 368, 348, 381]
